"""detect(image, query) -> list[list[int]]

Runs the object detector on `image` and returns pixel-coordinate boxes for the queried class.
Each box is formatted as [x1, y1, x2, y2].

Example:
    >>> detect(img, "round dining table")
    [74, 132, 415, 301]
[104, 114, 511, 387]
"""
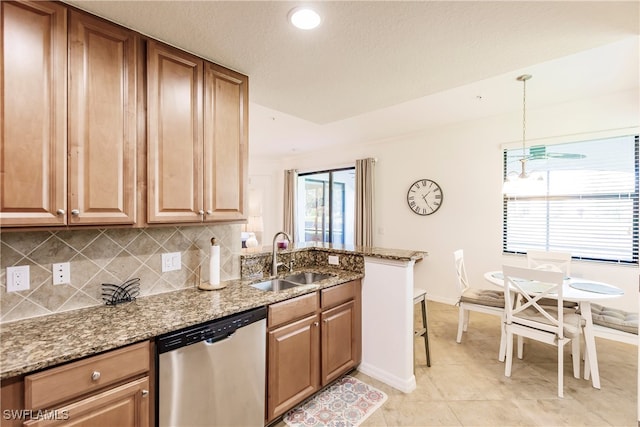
[484, 270, 625, 390]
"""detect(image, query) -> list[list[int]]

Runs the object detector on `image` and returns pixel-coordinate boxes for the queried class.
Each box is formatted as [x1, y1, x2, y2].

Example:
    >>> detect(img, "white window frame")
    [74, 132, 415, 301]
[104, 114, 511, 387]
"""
[502, 134, 639, 265]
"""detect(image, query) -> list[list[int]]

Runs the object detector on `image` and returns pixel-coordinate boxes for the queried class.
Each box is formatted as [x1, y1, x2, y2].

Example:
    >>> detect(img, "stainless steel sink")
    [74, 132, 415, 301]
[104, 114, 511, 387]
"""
[284, 272, 334, 284]
[250, 279, 301, 292]
[250, 272, 335, 292]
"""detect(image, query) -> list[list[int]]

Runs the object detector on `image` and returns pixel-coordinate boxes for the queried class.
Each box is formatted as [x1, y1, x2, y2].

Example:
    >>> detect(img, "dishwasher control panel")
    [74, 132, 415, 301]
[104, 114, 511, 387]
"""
[157, 306, 266, 354]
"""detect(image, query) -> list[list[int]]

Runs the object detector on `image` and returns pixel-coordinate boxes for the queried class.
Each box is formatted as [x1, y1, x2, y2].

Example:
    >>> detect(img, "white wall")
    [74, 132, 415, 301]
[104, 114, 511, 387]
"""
[250, 89, 639, 311]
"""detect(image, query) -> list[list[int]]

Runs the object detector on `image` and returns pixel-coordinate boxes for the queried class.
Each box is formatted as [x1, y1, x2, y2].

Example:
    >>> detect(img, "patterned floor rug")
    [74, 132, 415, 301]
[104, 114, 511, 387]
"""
[283, 375, 388, 427]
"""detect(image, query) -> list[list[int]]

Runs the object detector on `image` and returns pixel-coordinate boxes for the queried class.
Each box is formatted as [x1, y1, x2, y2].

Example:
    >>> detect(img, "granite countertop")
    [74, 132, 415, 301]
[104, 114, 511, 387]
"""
[242, 243, 427, 261]
[0, 266, 362, 380]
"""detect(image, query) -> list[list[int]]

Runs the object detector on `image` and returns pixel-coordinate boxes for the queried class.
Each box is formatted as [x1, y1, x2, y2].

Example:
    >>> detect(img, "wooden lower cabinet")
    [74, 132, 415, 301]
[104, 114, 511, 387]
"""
[0, 342, 153, 427]
[321, 300, 357, 386]
[266, 280, 362, 424]
[267, 314, 320, 421]
[24, 377, 149, 427]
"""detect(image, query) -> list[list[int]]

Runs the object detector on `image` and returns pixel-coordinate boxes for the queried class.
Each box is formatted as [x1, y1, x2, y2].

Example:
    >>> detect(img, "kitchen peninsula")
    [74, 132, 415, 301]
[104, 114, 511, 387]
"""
[242, 242, 428, 393]
[1, 244, 425, 426]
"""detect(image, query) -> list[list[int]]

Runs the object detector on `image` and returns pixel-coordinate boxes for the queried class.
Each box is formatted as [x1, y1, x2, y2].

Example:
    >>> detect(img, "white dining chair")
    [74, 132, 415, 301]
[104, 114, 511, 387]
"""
[502, 265, 583, 398]
[453, 249, 507, 361]
[523, 250, 577, 356]
[526, 250, 572, 276]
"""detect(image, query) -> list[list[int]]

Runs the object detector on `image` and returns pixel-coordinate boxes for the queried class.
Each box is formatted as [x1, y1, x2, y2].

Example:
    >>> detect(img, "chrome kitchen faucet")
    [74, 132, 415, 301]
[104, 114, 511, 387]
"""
[272, 231, 292, 276]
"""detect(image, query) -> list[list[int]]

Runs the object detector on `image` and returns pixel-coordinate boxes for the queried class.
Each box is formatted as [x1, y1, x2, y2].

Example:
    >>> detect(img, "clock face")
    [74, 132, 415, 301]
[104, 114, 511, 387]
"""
[407, 179, 443, 216]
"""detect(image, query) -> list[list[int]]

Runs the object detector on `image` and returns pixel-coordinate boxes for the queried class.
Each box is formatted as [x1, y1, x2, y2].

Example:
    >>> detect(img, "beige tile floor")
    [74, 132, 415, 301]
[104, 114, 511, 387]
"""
[276, 301, 638, 427]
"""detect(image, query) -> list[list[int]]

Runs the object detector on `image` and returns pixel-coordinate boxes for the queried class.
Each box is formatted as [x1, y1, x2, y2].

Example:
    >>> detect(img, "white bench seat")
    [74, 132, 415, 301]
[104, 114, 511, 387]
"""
[590, 303, 638, 345]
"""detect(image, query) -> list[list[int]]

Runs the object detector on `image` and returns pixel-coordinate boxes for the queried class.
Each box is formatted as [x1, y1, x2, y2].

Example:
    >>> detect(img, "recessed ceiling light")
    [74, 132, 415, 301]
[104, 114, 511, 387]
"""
[289, 7, 321, 30]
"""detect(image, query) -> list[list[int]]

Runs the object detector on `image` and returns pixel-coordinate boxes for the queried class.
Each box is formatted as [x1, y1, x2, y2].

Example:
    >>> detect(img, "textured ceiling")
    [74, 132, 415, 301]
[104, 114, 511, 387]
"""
[65, 1, 639, 158]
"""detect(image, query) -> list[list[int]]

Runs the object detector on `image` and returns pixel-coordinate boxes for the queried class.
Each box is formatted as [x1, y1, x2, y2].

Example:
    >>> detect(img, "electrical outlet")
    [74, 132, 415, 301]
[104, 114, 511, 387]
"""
[52, 262, 71, 285]
[162, 252, 181, 272]
[6, 265, 30, 292]
[328, 255, 340, 266]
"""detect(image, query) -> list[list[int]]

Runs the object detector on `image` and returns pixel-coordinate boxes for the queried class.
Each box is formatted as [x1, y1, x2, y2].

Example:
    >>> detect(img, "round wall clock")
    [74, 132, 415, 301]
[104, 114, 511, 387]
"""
[407, 179, 443, 216]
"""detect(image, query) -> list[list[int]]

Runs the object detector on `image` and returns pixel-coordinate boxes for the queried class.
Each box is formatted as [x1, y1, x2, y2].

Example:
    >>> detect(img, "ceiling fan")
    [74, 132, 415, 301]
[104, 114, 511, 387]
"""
[508, 145, 586, 161]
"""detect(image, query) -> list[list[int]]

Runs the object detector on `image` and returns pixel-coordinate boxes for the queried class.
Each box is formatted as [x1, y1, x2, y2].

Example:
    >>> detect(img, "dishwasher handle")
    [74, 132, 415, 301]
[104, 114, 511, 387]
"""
[205, 332, 235, 345]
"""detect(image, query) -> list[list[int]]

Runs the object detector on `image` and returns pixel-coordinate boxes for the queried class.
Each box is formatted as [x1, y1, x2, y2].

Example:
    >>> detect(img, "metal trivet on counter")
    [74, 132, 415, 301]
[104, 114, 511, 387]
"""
[102, 278, 140, 306]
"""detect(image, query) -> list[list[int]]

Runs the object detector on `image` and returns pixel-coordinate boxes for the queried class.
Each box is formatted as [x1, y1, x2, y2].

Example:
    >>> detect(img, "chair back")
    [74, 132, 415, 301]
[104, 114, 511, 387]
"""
[526, 250, 572, 276]
[502, 265, 565, 338]
[453, 249, 470, 294]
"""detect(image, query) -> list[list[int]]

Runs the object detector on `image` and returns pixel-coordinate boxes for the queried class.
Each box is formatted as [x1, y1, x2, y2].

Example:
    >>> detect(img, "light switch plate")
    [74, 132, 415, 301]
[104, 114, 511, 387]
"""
[52, 262, 71, 285]
[328, 255, 340, 266]
[162, 252, 181, 272]
[6, 265, 30, 292]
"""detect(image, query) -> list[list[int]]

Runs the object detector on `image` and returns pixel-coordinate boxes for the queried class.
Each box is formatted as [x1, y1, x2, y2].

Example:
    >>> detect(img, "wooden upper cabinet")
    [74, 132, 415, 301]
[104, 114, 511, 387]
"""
[1, 2, 247, 227]
[1, 1, 67, 227]
[147, 40, 204, 223]
[147, 40, 248, 225]
[203, 63, 248, 222]
[68, 11, 137, 225]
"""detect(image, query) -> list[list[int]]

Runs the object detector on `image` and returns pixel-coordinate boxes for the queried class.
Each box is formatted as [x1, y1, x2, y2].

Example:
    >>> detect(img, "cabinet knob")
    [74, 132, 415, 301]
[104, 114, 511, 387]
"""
[71, 209, 80, 216]
[91, 371, 101, 381]
[323, 319, 329, 323]
[141, 389, 149, 397]
[56, 209, 65, 216]
[198, 210, 205, 216]
[206, 210, 213, 215]
[313, 321, 319, 327]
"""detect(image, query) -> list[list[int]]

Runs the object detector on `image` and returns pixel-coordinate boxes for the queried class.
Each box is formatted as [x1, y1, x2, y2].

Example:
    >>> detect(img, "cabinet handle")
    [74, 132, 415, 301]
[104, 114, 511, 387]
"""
[141, 389, 149, 397]
[56, 209, 65, 216]
[198, 210, 205, 216]
[91, 371, 101, 381]
[313, 321, 319, 327]
[71, 209, 80, 216]
[323, 319, 329, 323]
[206, 210, 213, 215]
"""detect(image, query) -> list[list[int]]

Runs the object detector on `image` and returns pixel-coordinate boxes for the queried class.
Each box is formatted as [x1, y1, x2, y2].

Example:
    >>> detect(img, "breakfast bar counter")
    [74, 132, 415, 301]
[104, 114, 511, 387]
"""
[0, 245, 425, 380]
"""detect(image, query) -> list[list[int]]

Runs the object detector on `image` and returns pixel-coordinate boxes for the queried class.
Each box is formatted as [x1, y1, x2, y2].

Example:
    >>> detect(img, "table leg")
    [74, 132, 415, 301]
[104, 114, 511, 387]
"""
[581, 301, 601, 389]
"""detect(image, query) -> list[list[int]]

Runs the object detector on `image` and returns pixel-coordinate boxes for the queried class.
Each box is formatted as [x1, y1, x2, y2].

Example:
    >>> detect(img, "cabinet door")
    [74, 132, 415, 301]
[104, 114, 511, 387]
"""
[147, 40, 203, 223]
[1, 1, 67, 226]
[203, 62, 247, 222]
[68, 11, 137, 225]
[24, 377, 149, 427]
[267, 314, 320, 422]
[321, 300, 357, 386]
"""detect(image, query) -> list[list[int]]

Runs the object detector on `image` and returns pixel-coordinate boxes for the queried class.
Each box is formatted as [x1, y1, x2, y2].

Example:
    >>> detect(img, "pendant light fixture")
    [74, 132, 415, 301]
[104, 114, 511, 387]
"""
[503, 74, 545, 195]
[516, 74, 532, 179]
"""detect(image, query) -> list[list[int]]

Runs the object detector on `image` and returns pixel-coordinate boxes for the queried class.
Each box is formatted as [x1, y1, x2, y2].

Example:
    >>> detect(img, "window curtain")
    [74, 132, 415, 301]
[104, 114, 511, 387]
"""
[355, 158, 376, 247]
[283, 169, 298, 242]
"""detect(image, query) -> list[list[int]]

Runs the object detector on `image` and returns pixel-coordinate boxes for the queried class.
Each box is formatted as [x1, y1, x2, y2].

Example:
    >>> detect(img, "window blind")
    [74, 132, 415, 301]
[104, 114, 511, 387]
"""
[503, 134, 639, 264]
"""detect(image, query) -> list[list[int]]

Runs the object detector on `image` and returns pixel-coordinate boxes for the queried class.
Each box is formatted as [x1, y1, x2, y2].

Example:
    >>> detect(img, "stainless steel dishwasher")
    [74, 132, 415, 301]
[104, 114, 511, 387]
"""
[157, 306, 267, 427]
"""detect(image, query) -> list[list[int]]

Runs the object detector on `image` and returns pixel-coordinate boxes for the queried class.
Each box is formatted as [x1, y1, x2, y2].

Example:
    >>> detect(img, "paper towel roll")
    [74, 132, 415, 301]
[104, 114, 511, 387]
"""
[209, 242, 220, 286]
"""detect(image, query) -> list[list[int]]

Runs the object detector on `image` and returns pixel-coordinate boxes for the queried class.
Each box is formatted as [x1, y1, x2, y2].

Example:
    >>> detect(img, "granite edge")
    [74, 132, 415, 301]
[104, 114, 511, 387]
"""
[1, 267, 363, 380]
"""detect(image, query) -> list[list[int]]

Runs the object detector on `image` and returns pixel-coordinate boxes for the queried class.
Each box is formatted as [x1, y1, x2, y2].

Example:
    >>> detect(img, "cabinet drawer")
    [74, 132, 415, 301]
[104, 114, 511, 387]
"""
[268, 292, 318, 329]
[25, 341, 150, 410]
[24, 376, 149, 427]
[321, 281, 356, 309]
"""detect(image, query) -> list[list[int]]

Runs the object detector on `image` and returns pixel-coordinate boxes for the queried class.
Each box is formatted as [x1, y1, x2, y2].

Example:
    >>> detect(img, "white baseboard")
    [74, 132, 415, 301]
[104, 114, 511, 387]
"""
[357, 362, 416, 393]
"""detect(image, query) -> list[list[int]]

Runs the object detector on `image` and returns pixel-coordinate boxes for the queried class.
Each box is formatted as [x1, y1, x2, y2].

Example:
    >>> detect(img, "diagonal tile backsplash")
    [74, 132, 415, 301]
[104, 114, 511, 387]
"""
[0, 224, 241, 323]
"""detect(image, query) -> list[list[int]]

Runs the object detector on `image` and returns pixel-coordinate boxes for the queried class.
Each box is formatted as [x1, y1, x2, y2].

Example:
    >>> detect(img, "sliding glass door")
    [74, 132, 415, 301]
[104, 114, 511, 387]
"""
[297, 168, 355, 245]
